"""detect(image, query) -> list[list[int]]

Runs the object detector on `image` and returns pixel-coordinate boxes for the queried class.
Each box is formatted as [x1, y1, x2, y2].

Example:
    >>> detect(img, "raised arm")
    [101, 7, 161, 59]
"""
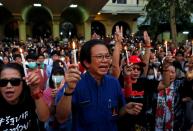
[56, 64, 81, 123]
[157, 58, 171, 91]
[27, 69, 50, 122]
[142, 31, 151, 77]
[111, 26, 123, 78]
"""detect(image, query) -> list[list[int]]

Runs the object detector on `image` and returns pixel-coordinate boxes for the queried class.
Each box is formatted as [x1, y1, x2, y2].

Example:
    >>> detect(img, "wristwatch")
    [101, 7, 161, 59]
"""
[63, 87, 74, 96]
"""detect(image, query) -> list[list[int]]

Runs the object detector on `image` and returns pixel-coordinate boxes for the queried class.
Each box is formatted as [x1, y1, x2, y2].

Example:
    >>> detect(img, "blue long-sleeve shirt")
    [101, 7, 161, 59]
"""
[57, 71, 125, 131]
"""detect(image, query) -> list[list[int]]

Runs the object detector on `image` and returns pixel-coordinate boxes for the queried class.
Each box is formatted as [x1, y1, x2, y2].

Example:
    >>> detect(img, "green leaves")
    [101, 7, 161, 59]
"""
[144, 0, 193, 27]
[143, 0, 193, 44]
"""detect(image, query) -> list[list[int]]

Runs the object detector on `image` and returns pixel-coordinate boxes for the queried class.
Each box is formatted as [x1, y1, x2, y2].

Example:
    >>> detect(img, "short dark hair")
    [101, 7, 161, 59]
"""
[49, 66, 65, 89]
[175, 51, 184, 57]
[79, 39, 109, 69]
[38, 53, 45, 58]
[26, 53, 37, 61]
[51, 50, 60, 57]
[13, 54, 21, 61]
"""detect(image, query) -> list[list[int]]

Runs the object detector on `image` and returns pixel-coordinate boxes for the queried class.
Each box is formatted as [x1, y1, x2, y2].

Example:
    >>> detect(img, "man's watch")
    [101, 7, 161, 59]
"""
[63, 87, 74, 96]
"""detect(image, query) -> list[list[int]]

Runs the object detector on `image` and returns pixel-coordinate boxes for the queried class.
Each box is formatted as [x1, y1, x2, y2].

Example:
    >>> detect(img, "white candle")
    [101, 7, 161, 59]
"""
[72, 41, 77, 64]
[40, 39, 43, 43]
[158, 46, 161, 52]
[165, 41, 168, 56]
[139, 43, 142, 50]
[20, 48, 27, 76]
[60, 57, 65, 62]
[124, 46, 129, 64]
[54, 77, 57, 89]
[186, 40, 188, 46]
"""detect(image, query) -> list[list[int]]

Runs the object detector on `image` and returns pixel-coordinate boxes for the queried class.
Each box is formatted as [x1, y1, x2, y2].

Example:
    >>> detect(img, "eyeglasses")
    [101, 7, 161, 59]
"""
[92, 54, 111, 61]
[132, 67, 141, 71]
[0, 78, 22, 87]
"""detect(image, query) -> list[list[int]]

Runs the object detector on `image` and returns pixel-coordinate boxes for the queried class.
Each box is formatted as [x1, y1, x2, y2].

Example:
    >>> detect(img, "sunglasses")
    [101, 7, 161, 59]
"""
[132, 67, 141, 71]
[0, 78, 22, 87]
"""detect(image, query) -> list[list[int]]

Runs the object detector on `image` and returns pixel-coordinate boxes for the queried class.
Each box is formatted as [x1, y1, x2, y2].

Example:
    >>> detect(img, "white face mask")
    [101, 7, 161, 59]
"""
[147, 75, 154, 80]
[52, 75, 64, 84]
[28, 62, 37, 69]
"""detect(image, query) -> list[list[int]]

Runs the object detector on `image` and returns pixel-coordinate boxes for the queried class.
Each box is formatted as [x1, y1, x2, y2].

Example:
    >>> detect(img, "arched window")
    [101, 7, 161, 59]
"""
[0, 7, 17, 39]
[112, 21, 130, 37]
[26, 7, 52, 38]
[60, 22, 76, 39]
[91, 21, 106, 38]
[4, 20, 19, 39]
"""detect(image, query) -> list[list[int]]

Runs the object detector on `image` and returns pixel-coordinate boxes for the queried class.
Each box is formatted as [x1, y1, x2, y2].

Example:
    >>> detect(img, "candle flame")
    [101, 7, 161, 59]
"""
[61, 57, 65, 61]
[72, 41, 76, 49]
[124, 46, 127, 51]
[20, 48, 23, 53]
[164, 41, 167, 45]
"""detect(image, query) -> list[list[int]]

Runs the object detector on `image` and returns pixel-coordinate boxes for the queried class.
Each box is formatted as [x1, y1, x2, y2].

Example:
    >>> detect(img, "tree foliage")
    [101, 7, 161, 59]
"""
[144, 0, 193, 45]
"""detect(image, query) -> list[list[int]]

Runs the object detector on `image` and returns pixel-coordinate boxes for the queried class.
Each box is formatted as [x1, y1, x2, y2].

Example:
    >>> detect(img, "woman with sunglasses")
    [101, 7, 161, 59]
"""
[118, 31, 159, 130]
[0, 63, 49, 130]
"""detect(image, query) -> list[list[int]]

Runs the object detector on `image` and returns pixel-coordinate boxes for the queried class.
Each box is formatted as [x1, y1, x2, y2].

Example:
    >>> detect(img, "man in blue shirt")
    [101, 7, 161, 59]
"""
[56, 39, 143, 131]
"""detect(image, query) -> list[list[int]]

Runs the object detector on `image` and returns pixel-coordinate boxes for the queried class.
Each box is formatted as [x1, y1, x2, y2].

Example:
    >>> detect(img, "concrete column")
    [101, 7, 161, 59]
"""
[52, 21, 60, 39]
[76, 24, 84, 38]
[105, 21, 113, 36]
[18, 20, 26, 41]
[84, 20, 91, 41]
[130, 21, 138, 33]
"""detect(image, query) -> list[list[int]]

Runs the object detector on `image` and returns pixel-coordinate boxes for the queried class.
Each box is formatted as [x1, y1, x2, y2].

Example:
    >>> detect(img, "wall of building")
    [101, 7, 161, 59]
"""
[94, 13, 139, 36]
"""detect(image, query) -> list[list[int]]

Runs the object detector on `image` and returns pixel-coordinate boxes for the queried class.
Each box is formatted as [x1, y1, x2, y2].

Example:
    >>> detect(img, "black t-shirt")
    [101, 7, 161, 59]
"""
[0, 88, 39, 131]
[181, 79, 193, 99]
[118, 78, 159, 131]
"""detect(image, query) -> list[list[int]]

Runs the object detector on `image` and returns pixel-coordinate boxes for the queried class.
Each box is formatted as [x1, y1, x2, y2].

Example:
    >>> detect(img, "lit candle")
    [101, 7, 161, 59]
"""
[60, 57, 65, 62]
[173, 48, 177, 56]
[164, 41, 168, 56]
[69, 31, 72, 37]
[40, 39, 43, 43]
[72, 41, 77, 64]
[139, 43, 142, 50]
[54, 77, 57, 89]
[20, 48, 27, 76]
[124, 46, 129, 64]
[158, 46, 161, 52]
[155, 50, 157, 55]
[186, 40, 188, 46]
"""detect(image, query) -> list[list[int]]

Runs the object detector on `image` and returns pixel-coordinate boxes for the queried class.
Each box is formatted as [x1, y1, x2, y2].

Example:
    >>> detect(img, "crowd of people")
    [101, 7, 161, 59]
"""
[0, 27, 193, 131]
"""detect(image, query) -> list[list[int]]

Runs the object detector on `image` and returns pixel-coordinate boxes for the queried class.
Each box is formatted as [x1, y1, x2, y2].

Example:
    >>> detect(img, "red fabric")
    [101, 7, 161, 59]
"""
[79, 63, 85, 74]
[129, 55, 142, 64]
[124, 76, 144, 97]
[124, 76, 132, 97]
